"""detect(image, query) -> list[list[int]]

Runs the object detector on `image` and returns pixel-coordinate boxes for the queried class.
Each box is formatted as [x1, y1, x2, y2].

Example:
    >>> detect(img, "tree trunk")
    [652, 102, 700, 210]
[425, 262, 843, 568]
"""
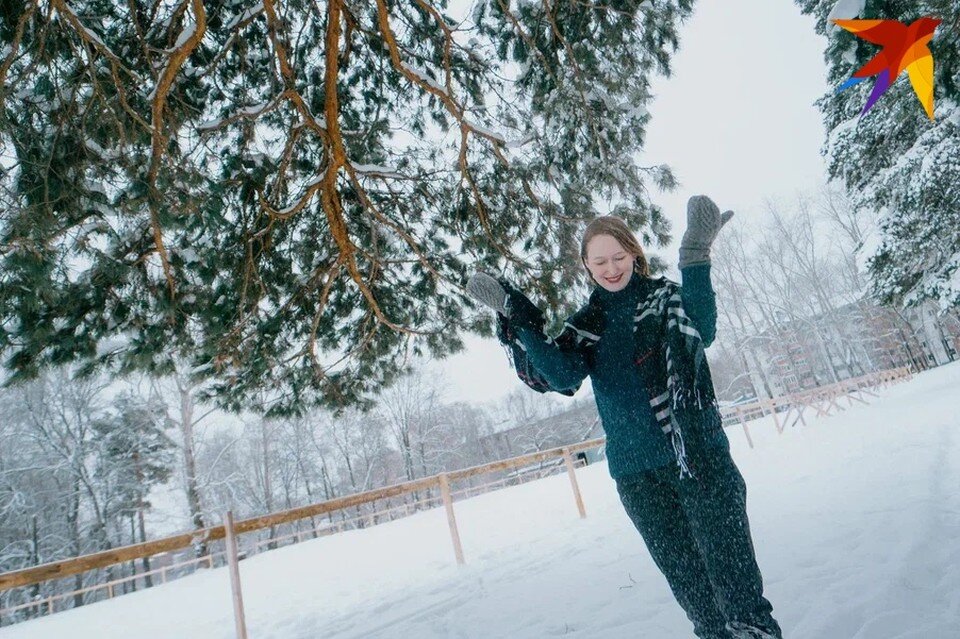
[67, 477, 83, 609]
[137, 507, 153, 587]
[261, 421, 277, 548]
[128, 516, 138, 593]
[298, 458, 320, 538]
[29, 515, 40, 616]
[178, 382, 208, 557]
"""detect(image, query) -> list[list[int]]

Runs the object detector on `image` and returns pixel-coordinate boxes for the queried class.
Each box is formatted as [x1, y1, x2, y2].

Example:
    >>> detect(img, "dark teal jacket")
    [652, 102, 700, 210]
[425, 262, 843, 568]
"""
[515, 264, 729, 479]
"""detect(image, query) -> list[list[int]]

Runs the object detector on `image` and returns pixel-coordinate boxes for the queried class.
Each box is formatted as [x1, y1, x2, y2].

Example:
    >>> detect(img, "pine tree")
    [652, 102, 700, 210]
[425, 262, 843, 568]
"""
[93, 392, 175, 519]
[92, 391, 175, 554]
[795, 0, 960, 311]
[1, 1, 693, 414]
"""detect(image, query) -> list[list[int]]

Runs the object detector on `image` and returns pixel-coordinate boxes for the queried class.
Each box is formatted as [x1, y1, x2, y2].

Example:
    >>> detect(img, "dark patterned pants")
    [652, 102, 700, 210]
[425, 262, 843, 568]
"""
[616, 446, 782, 639]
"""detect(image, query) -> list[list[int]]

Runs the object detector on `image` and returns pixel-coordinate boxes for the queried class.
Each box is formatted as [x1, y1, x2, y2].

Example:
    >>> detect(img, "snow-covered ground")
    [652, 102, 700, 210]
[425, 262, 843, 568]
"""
[7, 363, 960, 639]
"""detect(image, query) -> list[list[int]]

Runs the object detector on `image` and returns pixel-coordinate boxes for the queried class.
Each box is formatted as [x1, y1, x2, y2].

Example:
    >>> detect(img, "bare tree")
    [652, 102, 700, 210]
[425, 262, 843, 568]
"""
[376, 370, 447, 501]
[710, 185, 959, 398]
[150, 364, 218, 555]
[1, 369, 111, 609]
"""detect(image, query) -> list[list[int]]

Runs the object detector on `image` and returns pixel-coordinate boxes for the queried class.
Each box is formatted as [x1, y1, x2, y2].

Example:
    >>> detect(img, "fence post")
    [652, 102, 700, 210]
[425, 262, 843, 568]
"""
[562, 448, 587, 519]
[224, 511, 249, 639]
[769, 400, 784, 434]
[736, 407, 754, 448]
[438, 474, 465, 565]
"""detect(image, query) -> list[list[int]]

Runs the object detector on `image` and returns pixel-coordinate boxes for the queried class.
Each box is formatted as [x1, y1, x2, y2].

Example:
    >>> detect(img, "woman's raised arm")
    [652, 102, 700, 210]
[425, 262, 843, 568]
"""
[676, 195, 733, 348]
[680, 263, 717, 348]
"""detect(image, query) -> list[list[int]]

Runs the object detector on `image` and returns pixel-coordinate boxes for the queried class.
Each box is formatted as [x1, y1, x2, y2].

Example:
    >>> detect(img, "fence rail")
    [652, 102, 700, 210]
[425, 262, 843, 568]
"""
[0, 552, 223, 618]
[0, 366, 913, 625]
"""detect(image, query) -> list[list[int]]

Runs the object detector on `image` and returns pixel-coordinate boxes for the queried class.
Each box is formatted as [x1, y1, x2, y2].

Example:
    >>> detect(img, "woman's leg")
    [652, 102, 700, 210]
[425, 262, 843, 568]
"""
[616, 471, 730, 639]
[676, 446, 782, 638]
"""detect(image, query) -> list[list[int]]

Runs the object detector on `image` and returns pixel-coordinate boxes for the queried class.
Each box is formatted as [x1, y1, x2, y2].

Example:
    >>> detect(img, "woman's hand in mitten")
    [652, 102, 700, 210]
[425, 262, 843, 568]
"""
[678, 195, 734, 269]
[466, 273, 544, 332]
[467, 272, 510, 317]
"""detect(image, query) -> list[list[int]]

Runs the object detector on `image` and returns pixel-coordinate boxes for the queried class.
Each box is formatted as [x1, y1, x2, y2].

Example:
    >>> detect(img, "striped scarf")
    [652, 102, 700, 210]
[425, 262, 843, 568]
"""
[496, 276, 718, 479]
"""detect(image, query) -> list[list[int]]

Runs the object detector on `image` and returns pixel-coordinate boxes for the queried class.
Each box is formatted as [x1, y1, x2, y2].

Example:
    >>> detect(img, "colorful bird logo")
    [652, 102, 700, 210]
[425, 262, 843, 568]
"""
[833, 17, 941, 120]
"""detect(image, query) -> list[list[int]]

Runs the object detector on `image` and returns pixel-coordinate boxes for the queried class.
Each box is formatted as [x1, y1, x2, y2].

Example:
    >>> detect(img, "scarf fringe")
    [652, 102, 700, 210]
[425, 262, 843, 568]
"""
[671, 371, 720, 411]
[671, 428, 694, 479]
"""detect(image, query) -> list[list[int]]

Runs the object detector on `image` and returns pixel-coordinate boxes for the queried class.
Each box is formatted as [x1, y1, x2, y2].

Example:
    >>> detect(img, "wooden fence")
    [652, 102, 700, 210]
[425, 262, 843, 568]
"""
[0, 366, 912, 628]
[721, 367, 912, 447]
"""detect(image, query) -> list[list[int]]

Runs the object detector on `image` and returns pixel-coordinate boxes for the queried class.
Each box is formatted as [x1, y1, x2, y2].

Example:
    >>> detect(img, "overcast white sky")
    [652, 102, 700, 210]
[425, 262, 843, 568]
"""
[425, 0, 833, 407]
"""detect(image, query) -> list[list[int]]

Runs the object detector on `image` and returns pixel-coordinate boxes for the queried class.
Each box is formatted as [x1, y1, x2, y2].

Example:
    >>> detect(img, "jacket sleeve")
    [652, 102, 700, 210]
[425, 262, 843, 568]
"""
[680, 263, 717, 347]
[513, 325, 590, 393]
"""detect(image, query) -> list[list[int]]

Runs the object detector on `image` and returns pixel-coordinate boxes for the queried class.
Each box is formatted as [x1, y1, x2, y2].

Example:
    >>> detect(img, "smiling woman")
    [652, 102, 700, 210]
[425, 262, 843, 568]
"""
[468, 196, 782, 639]
[580, 217, 651, 292]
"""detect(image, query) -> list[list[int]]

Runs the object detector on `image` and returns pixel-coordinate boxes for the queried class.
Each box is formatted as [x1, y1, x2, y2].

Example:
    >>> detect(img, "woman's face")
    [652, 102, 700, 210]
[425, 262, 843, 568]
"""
[585, 234, 634, 292]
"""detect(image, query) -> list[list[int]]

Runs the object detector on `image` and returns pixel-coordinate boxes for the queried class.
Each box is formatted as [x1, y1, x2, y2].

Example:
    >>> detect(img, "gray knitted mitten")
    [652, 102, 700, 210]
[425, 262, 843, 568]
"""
[467, 272, 510, 317]
[678, 195, 735, 268]
[467, 273, 545, 332]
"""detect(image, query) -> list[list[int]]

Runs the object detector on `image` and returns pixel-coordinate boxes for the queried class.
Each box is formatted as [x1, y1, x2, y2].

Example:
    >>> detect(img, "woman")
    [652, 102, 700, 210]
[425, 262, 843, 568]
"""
[467, 196, 782, 639]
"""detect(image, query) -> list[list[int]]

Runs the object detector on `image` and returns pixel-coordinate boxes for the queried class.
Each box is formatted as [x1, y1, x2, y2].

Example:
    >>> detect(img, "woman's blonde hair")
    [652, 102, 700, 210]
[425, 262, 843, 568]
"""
[580, 216, 650, 279]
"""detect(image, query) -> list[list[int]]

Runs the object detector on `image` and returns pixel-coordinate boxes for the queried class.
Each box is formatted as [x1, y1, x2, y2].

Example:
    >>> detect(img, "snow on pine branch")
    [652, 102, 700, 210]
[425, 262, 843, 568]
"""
[171, 21, 198, 52]
[349, 162, 406, 180]
[827, 0, 866, 25]
[197, 98, 284, 132]
[400, 62, 449, 97]
[225, 2, 265, 31]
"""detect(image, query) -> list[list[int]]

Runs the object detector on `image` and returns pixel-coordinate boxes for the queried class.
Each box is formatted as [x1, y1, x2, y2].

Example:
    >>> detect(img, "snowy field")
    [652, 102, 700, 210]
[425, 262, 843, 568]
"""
[6, 362, 960, 639]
